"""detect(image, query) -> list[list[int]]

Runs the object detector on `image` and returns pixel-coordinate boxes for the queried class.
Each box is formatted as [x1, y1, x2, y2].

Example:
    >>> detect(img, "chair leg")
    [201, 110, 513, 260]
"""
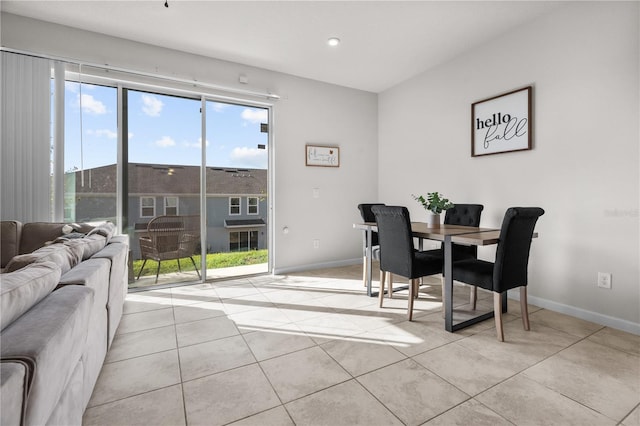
[379, 270, 386, 308]
[413, 279, 419, 299]
[155, 261, 161, 284]
[408, 278, 416, 321]
[521, 286, 530, 331]
[441, 275, 445, 318]
[189, 256, 201, 279]
[388, 273, 394, 299]
[137, 259, 147, 280]
[363, 256, 367, 287]
[494, 292, 504, 342]
[470, 286, 477, 310]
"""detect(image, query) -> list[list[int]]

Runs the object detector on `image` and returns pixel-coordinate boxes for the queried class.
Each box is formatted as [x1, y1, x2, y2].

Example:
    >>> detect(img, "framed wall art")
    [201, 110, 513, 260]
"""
[471, 86, 532, 157]
[305, 145, 340, 167]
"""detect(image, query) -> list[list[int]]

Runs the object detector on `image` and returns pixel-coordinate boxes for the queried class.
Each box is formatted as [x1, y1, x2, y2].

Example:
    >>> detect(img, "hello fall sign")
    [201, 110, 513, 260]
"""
[471, 86, 532, 157]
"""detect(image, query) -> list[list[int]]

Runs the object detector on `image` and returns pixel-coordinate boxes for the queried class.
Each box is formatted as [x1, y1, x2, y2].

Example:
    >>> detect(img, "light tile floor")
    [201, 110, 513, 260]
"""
[83, 265, 640, 426]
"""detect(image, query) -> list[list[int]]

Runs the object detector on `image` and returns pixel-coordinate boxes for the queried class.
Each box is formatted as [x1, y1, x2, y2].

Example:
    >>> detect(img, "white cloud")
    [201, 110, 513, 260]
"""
[142, 94, 163, 117]
[80, 94, 107, 114]
[241, 108, 268, 124]
[65, 81, 79, 93]
[184, 138, 210, 148]
[230, 146, 268, 168]
[66, 82, 98, 94]
[154, 136, 176, 147]
[128, 132, 134, 140]
[88, 129, 117, 139]
[211, 102, 229, 113]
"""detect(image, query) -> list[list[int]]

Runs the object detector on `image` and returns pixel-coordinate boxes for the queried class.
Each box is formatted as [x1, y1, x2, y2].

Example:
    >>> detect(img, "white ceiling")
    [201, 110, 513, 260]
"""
[1, 1, 564, 93]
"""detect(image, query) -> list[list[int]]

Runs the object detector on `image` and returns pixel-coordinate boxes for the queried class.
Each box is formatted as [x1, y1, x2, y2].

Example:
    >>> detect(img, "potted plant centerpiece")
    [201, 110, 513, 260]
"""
[412, 192, 454, 227]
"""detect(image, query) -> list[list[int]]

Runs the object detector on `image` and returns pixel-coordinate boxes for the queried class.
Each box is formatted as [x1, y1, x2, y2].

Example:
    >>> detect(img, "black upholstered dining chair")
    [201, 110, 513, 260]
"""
[357, 203, 385, 287]
[422, 204, 484, 311]
[451, 207, 544, 341]
[371, 205, 443, 320]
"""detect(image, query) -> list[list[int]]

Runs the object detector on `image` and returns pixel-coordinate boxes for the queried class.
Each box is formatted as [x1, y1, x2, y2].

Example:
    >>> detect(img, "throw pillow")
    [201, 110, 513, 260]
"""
[87, 221, 116, 243]
[5, 244, 81, 275]
[0, 261, 61, 331]
[81, 234, 107, 260]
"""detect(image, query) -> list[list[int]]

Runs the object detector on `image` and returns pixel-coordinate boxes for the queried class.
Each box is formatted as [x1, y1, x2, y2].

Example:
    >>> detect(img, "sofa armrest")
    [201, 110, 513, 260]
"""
[0, 285, 93, 426]
[1, 361, 29, 426]
[1, 221, 22, 268]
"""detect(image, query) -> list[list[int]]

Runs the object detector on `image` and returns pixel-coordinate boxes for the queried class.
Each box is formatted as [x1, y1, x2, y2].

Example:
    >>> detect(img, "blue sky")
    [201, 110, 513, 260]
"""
[63, 83, 269, 171]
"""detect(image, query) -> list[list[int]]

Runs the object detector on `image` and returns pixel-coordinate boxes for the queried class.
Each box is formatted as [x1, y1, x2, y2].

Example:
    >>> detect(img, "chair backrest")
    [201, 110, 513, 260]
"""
[147, 215, 186, 253]
[493, 207, 545, 292]
[444, 204, 484, 226]
[444, 204, 484, 260]
[358, 203, 385, 246]
[179, 215, 201, 255]
[371, 205, 415, 278]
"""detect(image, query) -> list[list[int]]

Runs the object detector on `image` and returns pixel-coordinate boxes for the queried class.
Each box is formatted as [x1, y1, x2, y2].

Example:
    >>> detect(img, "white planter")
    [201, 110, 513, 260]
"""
[426, 213, 441, 227]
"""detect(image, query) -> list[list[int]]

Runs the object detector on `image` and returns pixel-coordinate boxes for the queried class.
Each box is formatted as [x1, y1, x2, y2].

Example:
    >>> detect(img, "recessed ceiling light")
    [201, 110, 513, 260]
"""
[327, 37, 341, 47]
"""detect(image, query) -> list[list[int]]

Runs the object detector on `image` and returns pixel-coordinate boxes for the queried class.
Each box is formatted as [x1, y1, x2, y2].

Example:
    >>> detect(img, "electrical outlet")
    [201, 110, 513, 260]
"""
[597, 272, 612, 289]
[313, 239, 320, 249]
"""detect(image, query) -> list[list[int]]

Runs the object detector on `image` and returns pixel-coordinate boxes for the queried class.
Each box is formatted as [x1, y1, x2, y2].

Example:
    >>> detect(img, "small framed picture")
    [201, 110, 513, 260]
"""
[471, 86, 532, 157]
[305, 145, 340, 167]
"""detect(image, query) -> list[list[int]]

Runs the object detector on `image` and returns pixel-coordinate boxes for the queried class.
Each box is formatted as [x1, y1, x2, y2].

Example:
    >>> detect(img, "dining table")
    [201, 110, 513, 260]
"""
[353, 221, 535, 332]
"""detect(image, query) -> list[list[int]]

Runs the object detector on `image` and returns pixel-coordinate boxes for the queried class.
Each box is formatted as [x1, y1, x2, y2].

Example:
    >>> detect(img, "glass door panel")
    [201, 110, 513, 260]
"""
[62, 82, 118, 223]
[126, 90, 202, 288]
[205, 101, 268, 279]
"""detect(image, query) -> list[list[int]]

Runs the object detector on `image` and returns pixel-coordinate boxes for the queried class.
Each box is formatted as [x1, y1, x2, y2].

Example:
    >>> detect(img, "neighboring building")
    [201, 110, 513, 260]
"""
[65, 163, 268, 259]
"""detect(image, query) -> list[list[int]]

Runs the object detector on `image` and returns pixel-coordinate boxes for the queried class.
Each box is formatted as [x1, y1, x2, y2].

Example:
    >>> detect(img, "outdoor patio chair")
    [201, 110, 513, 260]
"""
[137, 215, 201, 283]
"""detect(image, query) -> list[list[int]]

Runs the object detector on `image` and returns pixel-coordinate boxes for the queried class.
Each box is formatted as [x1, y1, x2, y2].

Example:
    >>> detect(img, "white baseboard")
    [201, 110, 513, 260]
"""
[508, 290, 640, 335]
[274, 261, 639, 336]
[273, 258, 361, 275]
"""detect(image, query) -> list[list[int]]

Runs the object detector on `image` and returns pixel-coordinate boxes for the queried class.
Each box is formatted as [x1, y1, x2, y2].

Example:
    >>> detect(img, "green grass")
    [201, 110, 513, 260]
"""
[134, 250, 268, 277]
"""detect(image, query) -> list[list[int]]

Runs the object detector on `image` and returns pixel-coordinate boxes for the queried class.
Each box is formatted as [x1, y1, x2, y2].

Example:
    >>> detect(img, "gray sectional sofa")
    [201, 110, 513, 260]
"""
[0, 221, 129, 425]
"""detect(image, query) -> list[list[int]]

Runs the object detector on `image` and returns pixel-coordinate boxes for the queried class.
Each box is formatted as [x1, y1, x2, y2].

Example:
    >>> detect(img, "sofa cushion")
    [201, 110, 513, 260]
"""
[4, 254, 38, 273]
[53, 232, 87, 243]
[59, 258, 110, 308]
[19, 222, 95, 254]
[62, 239, 86, 263]
[4, 243, 82, 275]
[1, 221, 22, 269]
[81, 234, 107, 260]
[91, 242, 129, 347]
[0, 261, 61, 331]
[87, 221, 116, 243]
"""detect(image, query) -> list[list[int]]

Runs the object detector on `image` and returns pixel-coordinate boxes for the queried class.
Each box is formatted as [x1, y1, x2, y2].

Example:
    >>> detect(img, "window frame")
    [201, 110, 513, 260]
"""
[247, 197, 259, 215]
[229, 230, 258, 252]
[140, 196, 156, 218]
[229, 196, 241, 215]
[164, 196, 179, 216]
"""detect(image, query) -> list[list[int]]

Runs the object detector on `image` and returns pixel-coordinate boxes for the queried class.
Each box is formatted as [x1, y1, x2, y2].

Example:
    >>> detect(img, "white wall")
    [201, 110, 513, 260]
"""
[0, 13, 378, 273]
[379, 2, 639, 331]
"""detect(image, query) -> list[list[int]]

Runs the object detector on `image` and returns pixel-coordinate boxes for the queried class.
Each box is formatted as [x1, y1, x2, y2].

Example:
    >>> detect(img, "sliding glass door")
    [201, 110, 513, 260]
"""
[62, 82, 118, 223]
[126, 89, 202, 288]
[57, 66, 271, 289]
[204, 101, 269, 279]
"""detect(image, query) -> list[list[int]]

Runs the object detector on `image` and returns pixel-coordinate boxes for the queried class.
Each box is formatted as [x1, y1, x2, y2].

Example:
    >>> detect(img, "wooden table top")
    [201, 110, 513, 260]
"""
[354, 221, 537, 245]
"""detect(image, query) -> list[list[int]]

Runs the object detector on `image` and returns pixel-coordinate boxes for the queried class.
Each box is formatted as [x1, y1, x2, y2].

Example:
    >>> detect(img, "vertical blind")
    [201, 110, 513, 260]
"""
[1, 52, 52, 222]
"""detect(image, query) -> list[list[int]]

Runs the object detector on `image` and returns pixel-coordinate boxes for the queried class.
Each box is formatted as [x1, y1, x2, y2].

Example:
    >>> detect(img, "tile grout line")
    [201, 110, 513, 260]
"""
[170, 287, 190, 426]
[99, 266, 638, 426]
[227, 326, 295, 426]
